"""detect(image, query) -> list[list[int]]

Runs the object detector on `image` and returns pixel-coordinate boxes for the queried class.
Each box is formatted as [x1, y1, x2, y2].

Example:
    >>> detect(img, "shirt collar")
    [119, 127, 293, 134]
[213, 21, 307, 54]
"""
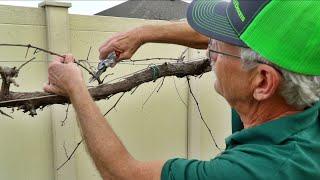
[226, 101, 320, 148]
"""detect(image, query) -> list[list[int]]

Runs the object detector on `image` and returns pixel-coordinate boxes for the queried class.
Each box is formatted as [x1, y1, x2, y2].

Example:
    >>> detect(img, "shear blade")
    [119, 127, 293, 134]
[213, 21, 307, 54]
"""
[89, 72, 99, 83]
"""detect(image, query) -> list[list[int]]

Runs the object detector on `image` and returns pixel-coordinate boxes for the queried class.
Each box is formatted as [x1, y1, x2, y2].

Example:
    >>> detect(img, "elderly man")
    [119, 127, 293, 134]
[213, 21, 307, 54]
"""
[45, 0, 320, 179]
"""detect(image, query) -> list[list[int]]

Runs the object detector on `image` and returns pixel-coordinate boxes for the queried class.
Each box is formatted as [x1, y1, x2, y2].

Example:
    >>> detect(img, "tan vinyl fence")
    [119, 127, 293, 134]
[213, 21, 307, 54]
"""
[0, 2, 231, 180]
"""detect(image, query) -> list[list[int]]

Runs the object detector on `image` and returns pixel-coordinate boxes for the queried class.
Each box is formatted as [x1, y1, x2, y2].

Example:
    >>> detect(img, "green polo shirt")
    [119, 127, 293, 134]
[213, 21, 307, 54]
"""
[161, 102, 320, 180]
[232, 108, 244, 133]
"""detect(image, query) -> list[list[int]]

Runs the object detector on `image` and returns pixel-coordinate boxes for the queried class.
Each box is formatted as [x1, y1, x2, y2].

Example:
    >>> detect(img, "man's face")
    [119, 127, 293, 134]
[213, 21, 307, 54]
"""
[207, 39, 254, 105]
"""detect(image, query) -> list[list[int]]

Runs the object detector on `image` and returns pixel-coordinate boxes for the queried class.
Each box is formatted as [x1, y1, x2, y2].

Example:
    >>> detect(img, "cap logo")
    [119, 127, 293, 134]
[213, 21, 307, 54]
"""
[233, 0, 246, 22]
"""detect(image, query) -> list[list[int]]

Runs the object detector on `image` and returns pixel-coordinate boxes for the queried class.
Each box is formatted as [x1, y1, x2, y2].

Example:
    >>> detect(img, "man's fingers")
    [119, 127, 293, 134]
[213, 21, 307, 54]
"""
[99, 38, 114, 60]
[99, 33, 120, 51]
[64, 54, 75, 63]
[43, 83, 67, 96]
[48, 60, 60, 70]
[99, 39, 124, 60]
[53, 56, 65, 63]
[99, 38, 113, 52]
[98, 31, 125, 53]
[43, 83, 57, 93]
[99, 45, 113, 60]
[43, 83, 59, 94]
[52, 54, 75, 64]
[118, 51, 130, 62]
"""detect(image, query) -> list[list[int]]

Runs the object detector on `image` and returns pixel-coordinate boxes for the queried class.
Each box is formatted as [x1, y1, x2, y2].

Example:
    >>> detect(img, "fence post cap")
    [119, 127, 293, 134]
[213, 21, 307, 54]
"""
[38, 1, 71, 8]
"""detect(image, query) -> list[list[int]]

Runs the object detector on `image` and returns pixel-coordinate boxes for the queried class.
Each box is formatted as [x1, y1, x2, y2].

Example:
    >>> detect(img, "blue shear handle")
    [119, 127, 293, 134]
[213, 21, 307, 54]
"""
[98, 51, 116, 70]
[107, 51, 117, 60]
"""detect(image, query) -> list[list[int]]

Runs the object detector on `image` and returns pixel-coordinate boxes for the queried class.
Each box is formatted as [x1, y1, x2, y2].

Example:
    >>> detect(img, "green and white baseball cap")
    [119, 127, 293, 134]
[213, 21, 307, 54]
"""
[187, 0, 320, 75]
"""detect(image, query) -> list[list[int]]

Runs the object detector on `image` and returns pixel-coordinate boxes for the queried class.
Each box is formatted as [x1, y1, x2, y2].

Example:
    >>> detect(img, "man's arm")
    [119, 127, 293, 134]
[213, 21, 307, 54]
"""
[69, 83, 163, 179]
[137, 22, 209, 48]
[70, 84, 164, 180]
[44, 55, 164, 180]
[99, 21, 209, 61]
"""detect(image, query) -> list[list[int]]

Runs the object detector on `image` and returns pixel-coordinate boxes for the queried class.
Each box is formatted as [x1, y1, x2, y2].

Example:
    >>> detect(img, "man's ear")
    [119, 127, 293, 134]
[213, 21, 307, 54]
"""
[251, 65, 282, 101]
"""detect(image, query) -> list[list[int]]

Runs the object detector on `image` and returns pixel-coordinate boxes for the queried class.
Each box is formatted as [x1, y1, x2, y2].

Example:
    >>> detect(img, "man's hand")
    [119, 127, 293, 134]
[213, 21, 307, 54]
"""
[99, 27, 144, 63]
[98, 22, 209, 67]
[43, 54, 85, 96]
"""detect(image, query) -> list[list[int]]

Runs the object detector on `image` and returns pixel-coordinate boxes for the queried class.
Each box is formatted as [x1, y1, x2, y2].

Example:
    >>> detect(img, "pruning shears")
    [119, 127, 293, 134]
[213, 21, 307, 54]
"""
[89, 51, 118, 83]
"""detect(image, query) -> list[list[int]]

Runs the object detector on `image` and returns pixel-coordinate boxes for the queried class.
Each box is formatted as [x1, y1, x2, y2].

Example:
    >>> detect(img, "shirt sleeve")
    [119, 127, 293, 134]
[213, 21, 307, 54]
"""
[161, 151, 274, 180]
[161, 157, 244, 180]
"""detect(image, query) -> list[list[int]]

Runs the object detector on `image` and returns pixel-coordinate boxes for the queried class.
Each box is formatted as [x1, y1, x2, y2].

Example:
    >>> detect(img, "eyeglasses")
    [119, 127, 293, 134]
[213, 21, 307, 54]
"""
[207, 38, 241, 61]
[207, 49, 241, 60]
[207, 38, 282, 75]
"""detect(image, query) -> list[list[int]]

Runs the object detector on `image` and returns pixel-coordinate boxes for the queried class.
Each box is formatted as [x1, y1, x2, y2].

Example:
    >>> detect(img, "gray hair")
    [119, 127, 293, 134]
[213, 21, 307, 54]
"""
[240, 48, 320, 110]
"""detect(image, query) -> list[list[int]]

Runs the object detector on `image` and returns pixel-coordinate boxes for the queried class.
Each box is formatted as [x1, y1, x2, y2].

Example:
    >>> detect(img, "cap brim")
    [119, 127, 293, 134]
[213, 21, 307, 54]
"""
[187, 0, 248, 47]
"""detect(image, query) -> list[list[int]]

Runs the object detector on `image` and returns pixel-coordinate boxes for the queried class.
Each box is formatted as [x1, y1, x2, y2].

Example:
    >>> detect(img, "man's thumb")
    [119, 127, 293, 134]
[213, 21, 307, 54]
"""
[43, 83, 56, 94]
